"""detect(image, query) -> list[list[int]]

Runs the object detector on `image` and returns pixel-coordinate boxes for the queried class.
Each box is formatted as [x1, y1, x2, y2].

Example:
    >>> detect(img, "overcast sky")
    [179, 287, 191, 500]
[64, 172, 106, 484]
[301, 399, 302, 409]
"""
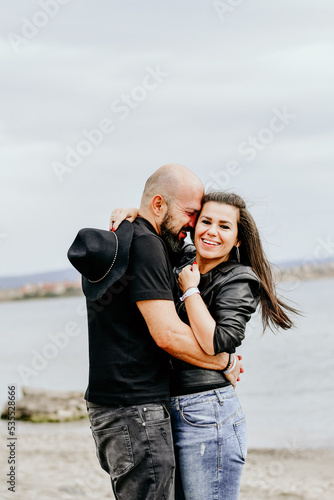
[1, 0, 333, 276]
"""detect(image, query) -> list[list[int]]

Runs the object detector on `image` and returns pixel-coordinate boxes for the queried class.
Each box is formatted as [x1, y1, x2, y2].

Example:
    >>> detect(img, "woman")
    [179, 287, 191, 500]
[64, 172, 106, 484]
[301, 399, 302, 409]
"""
[110, 191, 296, 500]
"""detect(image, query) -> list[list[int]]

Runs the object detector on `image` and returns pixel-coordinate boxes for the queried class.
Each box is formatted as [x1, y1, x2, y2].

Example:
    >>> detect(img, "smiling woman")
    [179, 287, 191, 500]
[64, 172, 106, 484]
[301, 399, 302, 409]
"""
[170, 190, 299, 500]
[107, 189, 299, 500]
[194, 201, 240, 273]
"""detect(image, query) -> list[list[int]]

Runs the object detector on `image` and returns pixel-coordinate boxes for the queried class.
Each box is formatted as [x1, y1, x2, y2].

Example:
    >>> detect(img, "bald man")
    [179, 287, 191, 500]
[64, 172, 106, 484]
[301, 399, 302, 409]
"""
[85, 164, 238, 500]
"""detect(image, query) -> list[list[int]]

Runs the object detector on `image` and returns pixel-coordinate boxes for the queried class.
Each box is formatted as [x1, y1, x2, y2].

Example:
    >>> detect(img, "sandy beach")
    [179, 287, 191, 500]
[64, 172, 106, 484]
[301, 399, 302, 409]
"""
[1, 420, 334, 500]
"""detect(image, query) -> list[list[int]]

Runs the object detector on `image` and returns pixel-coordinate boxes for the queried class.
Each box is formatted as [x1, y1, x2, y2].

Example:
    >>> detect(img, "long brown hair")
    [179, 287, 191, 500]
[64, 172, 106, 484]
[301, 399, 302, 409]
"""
[202, 191, 298, 331]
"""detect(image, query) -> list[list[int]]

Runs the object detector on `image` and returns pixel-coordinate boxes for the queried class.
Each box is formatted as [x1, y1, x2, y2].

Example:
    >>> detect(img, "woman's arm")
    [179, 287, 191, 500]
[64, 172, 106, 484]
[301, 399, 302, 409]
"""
[178, 263, 260, 356]
[211, 278, 260, 354]
[183, 293, 216, 354]
[178, 263, 216, 354]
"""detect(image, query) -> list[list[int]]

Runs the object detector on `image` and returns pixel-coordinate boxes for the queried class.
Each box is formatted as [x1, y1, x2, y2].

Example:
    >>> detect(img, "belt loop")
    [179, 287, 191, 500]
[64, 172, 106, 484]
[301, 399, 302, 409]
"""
[170, 396, 181, 411]
[214, 389, 223, 405]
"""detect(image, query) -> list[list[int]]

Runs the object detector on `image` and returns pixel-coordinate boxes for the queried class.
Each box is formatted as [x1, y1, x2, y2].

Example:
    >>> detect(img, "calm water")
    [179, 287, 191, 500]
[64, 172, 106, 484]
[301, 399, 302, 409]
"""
[0, 278, 333, 449]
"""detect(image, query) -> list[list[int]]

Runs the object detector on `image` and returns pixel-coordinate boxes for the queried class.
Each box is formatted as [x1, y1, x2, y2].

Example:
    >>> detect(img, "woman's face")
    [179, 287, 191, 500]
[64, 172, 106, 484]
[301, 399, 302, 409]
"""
[194, 201, 240, 264]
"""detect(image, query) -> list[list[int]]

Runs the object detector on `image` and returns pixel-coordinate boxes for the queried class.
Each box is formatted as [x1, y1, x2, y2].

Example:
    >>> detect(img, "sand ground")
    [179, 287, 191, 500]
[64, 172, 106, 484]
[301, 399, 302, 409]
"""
[1, 421, 333, 500]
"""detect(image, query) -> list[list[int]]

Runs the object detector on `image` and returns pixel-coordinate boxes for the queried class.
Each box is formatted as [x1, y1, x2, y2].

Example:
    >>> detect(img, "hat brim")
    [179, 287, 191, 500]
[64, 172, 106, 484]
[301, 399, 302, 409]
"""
[82, 220, 134, 301]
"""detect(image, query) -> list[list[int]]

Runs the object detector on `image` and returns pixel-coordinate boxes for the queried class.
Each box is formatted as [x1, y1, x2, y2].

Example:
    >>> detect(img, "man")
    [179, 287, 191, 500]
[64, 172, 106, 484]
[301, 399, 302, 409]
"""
[68, 164, 242, 500]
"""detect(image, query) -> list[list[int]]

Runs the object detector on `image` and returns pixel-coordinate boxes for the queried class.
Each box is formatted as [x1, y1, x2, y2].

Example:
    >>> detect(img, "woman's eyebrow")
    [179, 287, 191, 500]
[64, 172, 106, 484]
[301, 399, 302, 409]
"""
[200, 215, 232, 224]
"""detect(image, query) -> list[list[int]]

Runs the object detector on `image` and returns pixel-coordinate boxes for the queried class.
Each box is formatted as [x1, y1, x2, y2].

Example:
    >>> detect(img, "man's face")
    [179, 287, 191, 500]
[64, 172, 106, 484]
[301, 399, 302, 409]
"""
[160, 188, 203, 253]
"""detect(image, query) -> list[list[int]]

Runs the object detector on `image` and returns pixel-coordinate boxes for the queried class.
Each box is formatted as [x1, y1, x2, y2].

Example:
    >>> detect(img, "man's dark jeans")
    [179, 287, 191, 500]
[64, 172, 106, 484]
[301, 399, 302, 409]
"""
[87, 402, 175, 499]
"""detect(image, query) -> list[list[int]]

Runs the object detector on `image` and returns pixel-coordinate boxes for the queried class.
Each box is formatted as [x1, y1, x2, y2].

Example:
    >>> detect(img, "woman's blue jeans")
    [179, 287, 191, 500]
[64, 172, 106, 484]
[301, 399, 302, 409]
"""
[169, 386, 247, 500]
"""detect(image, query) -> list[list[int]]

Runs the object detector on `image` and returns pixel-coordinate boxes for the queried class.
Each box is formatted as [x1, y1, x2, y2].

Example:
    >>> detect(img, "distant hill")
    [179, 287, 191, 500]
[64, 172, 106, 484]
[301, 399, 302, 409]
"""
[274, 255, 334, 269]
[0, 268, 79, 290]
[1, 256, 334, 291]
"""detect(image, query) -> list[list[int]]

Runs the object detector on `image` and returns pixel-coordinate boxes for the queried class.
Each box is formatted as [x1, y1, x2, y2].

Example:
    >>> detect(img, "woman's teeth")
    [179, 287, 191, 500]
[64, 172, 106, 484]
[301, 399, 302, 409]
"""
[202, 239, 219, 246]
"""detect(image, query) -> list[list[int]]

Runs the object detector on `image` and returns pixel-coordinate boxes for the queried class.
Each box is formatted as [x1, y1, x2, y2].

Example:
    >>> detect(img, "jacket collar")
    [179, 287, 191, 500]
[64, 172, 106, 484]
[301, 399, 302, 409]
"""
[201, 259, 241, 277]
[199, 259, 242, 289]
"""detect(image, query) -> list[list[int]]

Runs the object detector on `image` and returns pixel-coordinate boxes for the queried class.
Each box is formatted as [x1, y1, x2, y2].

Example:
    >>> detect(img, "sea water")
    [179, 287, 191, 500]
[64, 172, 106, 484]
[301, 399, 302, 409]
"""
[0, 278, 333, 449]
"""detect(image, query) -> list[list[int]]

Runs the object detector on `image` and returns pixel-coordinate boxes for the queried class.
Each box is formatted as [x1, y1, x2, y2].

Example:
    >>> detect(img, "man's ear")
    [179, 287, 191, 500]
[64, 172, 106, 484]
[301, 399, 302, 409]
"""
[151, 194, 168, 218]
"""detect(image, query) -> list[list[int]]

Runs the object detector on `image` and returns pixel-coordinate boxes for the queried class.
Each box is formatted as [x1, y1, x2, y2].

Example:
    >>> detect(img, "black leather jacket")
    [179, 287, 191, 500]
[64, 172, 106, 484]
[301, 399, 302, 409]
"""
[170, 245, 261, 396]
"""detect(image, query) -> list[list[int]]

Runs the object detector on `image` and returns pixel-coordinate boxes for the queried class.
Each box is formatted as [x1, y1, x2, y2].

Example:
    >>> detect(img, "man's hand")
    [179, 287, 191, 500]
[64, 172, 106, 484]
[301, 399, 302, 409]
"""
[109, 207, 139, 231]
[224, 355, 244, 388]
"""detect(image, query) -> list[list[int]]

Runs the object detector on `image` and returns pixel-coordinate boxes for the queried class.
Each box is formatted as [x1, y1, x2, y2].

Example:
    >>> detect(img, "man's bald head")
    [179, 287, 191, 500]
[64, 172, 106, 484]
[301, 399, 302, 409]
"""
[139, 164, 204, 252]
[140, 163, 203, 208]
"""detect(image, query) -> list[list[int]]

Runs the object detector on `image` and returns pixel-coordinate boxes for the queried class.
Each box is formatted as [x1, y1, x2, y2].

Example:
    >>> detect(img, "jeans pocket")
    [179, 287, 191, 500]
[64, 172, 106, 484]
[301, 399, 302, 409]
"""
[92, 425, 134, 477]
[233, 416, 247, 461]
[181, 400, 217, 428]
[142, 404, 169, 424]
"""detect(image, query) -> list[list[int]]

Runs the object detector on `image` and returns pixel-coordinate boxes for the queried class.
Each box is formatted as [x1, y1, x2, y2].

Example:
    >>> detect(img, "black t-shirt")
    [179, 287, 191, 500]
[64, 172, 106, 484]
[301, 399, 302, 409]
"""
[84, 217, 177, 405]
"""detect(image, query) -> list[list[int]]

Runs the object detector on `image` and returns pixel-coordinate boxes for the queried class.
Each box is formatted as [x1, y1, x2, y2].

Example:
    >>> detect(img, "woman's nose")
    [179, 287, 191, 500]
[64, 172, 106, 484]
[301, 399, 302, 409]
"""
[206, 225, 218, 236]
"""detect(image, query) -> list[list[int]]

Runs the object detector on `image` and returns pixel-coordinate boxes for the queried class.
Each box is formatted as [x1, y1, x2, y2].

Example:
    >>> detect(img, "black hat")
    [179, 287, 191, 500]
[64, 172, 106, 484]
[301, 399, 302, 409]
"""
[67, 220, 134, 301]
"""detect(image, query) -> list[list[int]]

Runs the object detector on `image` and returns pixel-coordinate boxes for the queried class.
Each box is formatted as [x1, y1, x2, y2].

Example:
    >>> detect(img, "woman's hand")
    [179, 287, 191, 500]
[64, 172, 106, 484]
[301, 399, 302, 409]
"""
[109, 207, 139, 231]
[224, 355, 244, 388]
[178, 262, 200, 294]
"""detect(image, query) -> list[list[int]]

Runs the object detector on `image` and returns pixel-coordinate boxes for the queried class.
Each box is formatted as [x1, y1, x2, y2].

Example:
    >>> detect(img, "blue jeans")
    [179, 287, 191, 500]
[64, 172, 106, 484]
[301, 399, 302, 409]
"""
[87, 402, 175, 500]
[169, 386, 247, 500]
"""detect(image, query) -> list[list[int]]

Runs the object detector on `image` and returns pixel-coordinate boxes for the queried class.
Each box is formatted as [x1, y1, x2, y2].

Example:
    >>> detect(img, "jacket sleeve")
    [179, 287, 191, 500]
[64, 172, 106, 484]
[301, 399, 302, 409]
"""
[212, 277, 261, 355]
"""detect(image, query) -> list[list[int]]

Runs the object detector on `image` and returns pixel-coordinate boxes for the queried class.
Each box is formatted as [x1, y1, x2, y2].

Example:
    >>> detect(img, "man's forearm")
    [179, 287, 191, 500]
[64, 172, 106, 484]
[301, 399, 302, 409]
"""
[161, 324, 229, 370]
[136, 300, 229, 370]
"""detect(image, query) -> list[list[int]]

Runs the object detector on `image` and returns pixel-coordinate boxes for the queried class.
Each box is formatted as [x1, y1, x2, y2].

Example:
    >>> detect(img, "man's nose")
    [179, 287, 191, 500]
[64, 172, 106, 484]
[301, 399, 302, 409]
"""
[188, 214, 197, 228]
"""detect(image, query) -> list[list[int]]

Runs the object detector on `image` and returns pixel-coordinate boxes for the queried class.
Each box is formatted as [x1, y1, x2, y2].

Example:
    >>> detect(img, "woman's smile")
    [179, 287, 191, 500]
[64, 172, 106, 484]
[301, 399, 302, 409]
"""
[201, 238, 220, 247]
[194, 201, 240, 273]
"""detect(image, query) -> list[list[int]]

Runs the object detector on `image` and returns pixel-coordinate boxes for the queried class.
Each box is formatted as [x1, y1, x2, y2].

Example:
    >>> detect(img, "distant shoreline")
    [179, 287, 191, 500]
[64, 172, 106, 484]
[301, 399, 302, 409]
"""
[0, 262, 333, 303]
[0, 288, 82, 303]
[273, 266, 334, 283]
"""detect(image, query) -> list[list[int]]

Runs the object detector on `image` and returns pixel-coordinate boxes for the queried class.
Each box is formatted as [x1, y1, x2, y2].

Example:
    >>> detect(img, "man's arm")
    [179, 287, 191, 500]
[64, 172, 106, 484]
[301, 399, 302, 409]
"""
[137, 299, 230, 371]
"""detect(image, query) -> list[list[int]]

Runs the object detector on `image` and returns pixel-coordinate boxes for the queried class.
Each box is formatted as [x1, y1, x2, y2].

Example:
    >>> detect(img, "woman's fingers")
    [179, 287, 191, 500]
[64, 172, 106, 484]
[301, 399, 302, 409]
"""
[109, 208, 138, 231]
[224, 354, 244, 387]
[109, 209, 126, 231]
[109, 210, 119, 231]
[178, 264, 200, 292]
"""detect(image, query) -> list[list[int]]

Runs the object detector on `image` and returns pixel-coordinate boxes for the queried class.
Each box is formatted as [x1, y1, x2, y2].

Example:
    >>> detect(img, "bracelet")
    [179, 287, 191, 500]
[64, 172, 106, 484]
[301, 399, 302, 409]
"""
[180, 287, 200, 302]
[223, 353, 232, 372]
[223, 354, 237, 374]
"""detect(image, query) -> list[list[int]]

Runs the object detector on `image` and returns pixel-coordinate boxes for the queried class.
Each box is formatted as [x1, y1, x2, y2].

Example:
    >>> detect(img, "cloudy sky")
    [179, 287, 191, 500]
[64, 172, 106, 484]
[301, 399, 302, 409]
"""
[1, 0, 333, 276]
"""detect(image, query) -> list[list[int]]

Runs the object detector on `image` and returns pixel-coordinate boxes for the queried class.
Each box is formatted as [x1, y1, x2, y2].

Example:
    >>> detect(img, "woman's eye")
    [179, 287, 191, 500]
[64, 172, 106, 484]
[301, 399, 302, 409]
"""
[221, 225, 230, 230]
[202, 220, 210, 224]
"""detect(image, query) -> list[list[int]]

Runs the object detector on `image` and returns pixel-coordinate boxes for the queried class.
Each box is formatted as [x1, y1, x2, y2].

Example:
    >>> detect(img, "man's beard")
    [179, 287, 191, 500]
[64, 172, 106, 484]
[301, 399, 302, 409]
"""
[160, 212, 185, 254]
